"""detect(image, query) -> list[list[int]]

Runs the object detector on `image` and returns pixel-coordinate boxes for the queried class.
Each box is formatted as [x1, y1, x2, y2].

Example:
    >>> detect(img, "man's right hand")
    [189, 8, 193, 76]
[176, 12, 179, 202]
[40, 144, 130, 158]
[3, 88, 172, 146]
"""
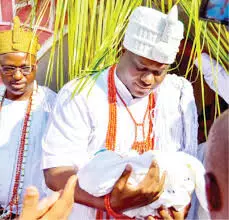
[110, 161, 166, 212]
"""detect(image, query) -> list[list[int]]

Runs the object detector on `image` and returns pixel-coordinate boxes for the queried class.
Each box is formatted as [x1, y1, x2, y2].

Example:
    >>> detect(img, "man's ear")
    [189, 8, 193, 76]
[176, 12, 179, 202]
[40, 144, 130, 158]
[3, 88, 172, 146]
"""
[205, 172, 222, 211]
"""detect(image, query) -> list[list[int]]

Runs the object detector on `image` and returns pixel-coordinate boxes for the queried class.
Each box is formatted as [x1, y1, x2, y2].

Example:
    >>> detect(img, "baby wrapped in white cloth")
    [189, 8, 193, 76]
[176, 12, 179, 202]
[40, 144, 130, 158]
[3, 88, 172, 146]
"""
[78, 150, 208, 218]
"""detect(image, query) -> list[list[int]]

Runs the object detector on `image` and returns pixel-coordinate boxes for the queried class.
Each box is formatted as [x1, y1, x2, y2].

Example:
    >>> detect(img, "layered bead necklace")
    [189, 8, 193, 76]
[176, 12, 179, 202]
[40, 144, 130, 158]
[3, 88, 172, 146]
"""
[96, 65, 156, 219]
[0, 81, 37, 219]
[105, 64, 155, 154]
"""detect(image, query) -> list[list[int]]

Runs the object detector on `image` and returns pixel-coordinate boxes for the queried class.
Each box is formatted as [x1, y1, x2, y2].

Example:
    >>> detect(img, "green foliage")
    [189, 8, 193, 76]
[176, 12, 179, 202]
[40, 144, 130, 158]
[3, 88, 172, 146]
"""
[45, 0, 142, 92]
[43, 0, 228, 138]
[46, 0, 228, 86]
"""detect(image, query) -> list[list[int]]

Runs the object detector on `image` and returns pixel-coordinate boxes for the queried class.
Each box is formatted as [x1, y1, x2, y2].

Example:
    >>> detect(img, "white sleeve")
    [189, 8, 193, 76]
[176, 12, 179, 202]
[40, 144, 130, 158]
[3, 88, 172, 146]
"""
[194, 53, 229, 104]
[180, 79, 198, 158]
[42, 84, 91, 170]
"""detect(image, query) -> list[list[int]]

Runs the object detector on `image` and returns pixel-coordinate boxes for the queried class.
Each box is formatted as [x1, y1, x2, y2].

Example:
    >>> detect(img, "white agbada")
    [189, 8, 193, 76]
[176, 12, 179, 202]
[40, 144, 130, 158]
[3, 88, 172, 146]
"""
[0, 85, 56, 214]
[42, 67, 198, 219]
[194, 53, 229, 104]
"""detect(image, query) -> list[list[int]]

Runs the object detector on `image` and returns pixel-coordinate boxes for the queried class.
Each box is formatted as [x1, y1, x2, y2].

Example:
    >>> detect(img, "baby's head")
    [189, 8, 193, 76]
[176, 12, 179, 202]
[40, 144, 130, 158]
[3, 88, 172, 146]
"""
[160, 162, 196, 210]
[156, 152, 208, 211]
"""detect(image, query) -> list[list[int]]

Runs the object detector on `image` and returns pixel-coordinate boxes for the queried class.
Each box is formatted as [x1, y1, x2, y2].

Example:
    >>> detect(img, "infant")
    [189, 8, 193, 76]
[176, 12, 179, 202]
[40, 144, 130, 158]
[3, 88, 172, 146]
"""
[78, 150, 208, 218]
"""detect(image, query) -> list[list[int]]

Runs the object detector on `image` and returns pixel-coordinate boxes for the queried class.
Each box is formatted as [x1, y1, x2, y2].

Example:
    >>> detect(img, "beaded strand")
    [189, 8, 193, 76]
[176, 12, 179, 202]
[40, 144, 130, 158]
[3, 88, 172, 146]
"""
[105, 65, 118, 151]
[105, 65, 155, 153]
[0, 81, 37, 219]
[97, 65, 155, 219]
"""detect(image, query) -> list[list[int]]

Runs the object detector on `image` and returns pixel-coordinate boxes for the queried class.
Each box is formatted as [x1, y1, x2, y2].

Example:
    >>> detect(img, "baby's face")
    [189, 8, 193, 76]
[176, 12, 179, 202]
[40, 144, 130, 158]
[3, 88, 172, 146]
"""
[164, 165, 195, 196]
[157, 166, 195, 209]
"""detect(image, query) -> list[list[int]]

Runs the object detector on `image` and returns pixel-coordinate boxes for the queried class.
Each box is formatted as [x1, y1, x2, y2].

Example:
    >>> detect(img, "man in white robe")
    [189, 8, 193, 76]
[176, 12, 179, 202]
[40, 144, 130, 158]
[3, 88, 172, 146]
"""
[0, 17, 56, 218]
[42, 6, 199, 219]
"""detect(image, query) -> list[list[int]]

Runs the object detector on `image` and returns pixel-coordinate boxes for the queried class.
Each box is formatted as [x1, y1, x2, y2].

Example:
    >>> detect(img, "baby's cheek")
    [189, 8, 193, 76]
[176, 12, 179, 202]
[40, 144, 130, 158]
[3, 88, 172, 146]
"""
[181, 179, 195, 194]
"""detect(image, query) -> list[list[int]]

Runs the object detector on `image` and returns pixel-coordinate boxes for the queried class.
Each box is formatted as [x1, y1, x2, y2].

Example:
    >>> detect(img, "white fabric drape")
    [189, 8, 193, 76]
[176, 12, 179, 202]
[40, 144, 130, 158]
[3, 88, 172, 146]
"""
[194, 53, 229, 104]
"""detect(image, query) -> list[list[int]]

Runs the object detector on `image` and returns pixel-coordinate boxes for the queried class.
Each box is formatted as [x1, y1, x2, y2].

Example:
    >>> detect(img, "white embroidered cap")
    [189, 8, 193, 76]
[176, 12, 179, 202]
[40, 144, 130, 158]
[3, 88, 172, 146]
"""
[123, 5, 184, 64]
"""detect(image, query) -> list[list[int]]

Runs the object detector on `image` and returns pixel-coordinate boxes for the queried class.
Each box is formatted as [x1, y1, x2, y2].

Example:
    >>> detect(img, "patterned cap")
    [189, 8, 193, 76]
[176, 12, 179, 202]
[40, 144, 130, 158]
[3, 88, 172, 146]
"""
[0, 16, 40, 56]
[123, 5, 184, 64]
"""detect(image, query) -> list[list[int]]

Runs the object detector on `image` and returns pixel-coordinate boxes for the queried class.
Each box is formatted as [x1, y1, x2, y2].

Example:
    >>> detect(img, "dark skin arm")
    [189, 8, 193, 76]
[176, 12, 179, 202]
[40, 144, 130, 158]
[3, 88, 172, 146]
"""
[44, 166, 106, 210]
[44, 161, 166, 212]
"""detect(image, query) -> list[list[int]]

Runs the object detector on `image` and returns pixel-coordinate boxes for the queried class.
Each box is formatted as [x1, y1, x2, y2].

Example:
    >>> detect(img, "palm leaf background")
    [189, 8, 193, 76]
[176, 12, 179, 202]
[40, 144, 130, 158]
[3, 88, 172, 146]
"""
[32, 0, 228, 139]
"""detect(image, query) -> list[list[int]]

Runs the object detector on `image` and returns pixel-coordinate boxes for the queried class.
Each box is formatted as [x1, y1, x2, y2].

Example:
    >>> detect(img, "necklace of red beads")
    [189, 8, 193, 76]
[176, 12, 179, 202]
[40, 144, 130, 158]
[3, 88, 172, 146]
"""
[96, 65, 155, 219]
[0, 81, 37, 219]
[105, 64, 155, 153]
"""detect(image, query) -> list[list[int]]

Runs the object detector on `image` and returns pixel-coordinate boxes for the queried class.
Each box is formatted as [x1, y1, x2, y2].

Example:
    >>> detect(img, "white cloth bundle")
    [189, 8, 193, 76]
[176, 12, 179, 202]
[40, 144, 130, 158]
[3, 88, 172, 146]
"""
[78, 150, 208, 218]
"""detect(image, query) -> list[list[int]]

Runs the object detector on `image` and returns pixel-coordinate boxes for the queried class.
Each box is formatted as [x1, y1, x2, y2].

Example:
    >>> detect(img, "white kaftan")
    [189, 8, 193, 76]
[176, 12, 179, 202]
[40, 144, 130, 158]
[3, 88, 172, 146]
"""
[42, 67, 198, 219]
[0, 85, 56, 214]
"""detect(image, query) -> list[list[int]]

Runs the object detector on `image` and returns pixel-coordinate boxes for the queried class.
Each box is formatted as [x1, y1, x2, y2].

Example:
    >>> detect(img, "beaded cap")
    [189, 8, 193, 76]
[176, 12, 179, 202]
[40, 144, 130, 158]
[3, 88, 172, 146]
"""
[0, 17, 40, 56]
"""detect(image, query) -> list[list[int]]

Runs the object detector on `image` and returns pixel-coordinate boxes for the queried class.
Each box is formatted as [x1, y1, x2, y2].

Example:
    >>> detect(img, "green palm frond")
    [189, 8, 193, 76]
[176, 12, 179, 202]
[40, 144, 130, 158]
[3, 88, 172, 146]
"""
[46, 0, 228, 87]
[39, 0, 228, 139]
[45, 0, 142, 94]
